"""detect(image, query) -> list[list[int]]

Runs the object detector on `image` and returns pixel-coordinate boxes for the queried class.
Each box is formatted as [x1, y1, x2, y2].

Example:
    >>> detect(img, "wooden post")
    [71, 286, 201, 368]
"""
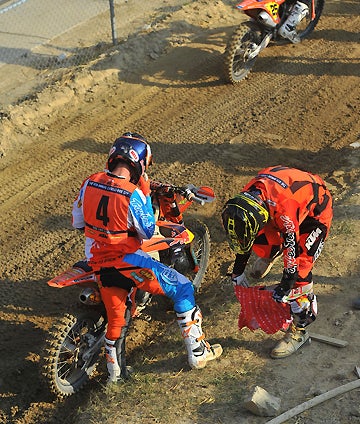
[108, 0, 117, 45]
[265, 374, 360, 424]
[308, 332, 348, 348]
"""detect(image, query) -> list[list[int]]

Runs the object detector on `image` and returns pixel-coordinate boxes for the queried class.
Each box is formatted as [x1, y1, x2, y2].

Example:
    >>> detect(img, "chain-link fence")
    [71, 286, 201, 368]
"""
[0, 0, 126, 70]
[0, 0, 190, 107]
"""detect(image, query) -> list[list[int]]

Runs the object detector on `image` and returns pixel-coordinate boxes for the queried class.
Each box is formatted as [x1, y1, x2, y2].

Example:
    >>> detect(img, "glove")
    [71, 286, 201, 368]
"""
[231, 273, 249, 288]
[138, 174, 151, 196]
[150, 180, 175, 195]
[272, 284, 291, 303]
[272, 269, 296, 302]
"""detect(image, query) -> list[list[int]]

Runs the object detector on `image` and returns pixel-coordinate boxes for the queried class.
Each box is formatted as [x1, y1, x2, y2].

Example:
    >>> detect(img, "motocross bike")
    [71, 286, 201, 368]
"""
[41, 182, 214, 398]
[224, 0, 325, 83]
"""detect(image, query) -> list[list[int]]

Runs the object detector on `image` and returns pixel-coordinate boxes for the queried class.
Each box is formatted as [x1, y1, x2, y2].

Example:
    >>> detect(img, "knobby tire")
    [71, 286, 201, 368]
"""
[41, 311, 105, 398]
[224, 22, 262, 84]
[185, 218, 211, 290]
[298, 0, 325, 40]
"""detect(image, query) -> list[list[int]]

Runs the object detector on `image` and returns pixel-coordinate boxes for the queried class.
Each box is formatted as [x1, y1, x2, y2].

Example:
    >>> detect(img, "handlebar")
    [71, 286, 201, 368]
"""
[183, 187, 205, 206]
[150, 181, 206, 206]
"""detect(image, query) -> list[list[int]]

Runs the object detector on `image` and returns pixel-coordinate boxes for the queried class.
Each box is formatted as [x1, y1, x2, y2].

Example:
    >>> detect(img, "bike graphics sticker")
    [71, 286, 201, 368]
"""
[265, 2, 279, 17]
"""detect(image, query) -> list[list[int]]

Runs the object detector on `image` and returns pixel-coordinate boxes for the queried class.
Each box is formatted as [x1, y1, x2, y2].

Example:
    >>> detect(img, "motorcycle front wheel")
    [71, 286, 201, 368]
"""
[185, 219, 211, 291]
[224, 21, 262, 84]
[42, 311, 106, 398]
[296, 0, 325, 40]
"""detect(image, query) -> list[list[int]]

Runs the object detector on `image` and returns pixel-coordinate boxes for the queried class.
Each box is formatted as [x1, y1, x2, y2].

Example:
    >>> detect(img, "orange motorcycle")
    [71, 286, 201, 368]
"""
[42, 182, 215, 397]
[224, 0, 325, 83]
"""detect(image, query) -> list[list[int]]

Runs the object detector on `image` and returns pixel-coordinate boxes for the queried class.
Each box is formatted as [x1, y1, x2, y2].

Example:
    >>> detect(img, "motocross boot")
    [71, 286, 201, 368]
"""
[176, 305, 223, 369]
[278, 1, 309, 43]
[105, 337, 121, 383]
[270, 323, 310, 358]
[106, 307, 133, 385]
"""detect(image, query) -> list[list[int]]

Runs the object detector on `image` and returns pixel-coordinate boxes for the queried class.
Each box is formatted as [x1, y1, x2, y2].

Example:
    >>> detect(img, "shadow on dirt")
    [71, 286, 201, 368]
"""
[64, 137, 354, 178]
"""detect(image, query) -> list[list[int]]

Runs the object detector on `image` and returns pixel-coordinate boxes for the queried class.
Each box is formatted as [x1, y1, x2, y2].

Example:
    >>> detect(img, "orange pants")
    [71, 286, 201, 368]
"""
[252, 215, 332, 285]
[95, 251, 195, 341]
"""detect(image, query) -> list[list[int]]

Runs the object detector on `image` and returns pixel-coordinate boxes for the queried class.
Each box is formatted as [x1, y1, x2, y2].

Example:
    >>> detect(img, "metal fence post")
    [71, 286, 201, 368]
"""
[108, 0, 117, 45]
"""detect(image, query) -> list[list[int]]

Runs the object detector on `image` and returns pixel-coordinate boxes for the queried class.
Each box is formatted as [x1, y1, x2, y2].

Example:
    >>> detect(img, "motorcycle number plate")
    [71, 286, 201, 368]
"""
[265, 2, 280, 17]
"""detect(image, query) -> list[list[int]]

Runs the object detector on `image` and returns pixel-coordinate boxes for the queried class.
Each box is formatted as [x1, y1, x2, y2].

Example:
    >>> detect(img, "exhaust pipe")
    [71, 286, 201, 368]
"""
[79, 287, 102, 305]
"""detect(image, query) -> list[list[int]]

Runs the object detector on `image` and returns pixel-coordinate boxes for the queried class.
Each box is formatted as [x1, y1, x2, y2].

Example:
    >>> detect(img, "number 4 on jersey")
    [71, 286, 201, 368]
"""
[96, 195, 110, 226]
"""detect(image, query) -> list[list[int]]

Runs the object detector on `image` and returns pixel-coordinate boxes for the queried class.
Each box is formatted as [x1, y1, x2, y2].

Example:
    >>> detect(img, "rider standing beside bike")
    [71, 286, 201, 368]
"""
[221, 165, 333, 358]
[72, 132, 222, 384]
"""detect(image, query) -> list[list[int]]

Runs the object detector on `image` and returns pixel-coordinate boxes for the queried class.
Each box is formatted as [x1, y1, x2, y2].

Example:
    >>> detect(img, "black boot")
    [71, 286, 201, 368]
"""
[115, 305, 132, 380]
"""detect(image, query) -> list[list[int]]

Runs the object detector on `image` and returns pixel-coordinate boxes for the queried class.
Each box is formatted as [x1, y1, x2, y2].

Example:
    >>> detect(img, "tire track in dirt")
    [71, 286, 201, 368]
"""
[0, 2, 357, 297]
[2, 16, 357, 284]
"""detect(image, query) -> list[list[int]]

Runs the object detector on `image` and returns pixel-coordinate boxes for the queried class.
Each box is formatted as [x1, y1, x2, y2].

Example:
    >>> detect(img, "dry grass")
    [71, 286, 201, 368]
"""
[73, 279, 270, 424]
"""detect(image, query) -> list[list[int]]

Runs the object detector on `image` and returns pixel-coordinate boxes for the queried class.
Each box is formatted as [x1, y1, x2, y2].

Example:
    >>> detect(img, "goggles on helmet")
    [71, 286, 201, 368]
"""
[223, 193, 269, 254]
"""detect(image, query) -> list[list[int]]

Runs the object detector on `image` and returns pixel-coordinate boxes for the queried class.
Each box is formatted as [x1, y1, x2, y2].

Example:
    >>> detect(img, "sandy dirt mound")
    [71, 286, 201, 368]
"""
[0, 1, 359, 423]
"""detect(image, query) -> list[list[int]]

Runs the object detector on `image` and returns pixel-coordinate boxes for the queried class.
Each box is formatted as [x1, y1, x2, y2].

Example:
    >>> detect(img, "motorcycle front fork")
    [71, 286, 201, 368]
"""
[247, 31, 273, 60]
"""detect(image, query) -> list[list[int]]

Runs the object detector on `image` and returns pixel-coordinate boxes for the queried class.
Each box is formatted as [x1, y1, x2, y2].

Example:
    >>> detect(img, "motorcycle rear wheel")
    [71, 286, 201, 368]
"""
[185, 219, 211, 290]
[224, 22, 262, 84]
[42, 311, 106, 398]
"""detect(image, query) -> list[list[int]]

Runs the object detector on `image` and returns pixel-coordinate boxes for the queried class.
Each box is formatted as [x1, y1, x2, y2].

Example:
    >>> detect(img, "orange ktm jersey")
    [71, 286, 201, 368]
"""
[243, 165, 333, 231]
[243, 166, 333, 273]
[82, 172, 138, 245]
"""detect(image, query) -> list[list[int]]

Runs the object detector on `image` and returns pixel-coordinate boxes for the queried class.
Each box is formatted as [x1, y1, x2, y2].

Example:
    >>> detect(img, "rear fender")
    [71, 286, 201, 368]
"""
[47, 267, 97, 288]
[236, 0, 286, 24]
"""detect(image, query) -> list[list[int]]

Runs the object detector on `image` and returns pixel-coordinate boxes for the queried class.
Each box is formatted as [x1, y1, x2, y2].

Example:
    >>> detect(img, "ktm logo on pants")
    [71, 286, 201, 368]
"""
[305, 228, 322, 250]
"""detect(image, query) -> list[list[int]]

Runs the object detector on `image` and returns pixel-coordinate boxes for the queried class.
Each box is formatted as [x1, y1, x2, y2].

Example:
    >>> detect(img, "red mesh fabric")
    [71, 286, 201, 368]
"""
[234, 286, 291, 334]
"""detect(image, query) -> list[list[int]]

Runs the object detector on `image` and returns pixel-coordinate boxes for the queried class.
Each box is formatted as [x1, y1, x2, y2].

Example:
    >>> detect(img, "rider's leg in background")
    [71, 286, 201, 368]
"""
[278, 0, 310, 43]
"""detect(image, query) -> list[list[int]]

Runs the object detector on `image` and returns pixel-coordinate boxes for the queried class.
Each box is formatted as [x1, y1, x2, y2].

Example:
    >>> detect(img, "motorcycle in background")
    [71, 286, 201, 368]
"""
[41, 182, 214, 398]
[224, 0, 325, 83]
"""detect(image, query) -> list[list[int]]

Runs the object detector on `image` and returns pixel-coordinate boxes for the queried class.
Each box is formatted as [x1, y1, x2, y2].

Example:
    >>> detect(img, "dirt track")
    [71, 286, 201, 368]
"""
[0, 1, 359, 423]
